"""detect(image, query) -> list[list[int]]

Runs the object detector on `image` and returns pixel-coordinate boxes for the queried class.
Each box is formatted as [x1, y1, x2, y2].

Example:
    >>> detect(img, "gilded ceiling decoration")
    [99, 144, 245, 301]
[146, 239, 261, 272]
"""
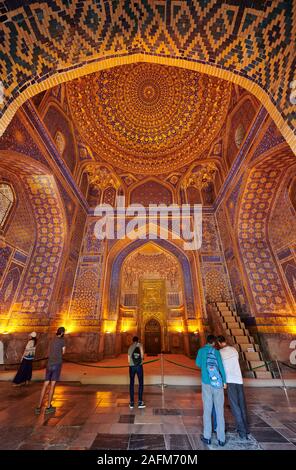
[67, 63, 231, 174]
[85, 165, 120, 191]
[182, 162, 217, 190]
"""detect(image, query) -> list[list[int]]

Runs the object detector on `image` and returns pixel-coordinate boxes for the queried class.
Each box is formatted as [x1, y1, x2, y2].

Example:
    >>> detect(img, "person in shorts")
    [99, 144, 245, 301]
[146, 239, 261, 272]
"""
[35, 326, 66, 414]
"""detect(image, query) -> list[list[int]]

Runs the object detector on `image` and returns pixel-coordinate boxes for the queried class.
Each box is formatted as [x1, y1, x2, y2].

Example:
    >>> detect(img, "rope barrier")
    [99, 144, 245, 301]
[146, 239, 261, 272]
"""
[164, 357, 197, 371]
[63, 358, 160, 369]
[280, 362, 296, 371]
[248, 361, 273, 371]
[1, 357, 160, 369]
[1, 355, 294, 374]
[164, 357, 274, 373]
[0, 357, 48, 367]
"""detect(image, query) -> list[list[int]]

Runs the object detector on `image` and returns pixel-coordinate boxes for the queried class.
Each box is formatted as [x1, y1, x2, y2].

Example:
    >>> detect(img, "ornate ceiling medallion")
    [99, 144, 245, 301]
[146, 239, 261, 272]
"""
[67, 63, 231, 174]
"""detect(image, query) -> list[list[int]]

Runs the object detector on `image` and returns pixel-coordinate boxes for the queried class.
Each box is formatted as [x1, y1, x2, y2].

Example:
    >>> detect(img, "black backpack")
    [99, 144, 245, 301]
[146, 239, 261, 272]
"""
[132, 345, 142, 366]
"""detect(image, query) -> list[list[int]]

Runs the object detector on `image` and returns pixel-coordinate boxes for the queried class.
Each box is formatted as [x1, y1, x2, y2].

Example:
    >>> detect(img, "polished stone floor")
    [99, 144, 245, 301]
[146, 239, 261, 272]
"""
[0, 382, 295, 450]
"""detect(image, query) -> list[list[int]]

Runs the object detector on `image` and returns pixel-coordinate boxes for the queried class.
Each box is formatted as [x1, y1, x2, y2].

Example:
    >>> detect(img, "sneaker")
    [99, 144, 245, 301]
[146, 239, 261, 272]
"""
[34, 407, 41, 415]
[239, 433, 250, 440]
[200, 434, 211, 445]
[138, 402, 146, 409]
[218, 440, 226, 447]
[45, 406, 56, 414]
[129, 403, 134, 409]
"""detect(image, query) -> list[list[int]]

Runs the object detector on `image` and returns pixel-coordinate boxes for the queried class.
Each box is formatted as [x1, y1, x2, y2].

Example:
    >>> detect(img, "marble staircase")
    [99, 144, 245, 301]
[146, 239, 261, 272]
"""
[212, 302, 273, 379]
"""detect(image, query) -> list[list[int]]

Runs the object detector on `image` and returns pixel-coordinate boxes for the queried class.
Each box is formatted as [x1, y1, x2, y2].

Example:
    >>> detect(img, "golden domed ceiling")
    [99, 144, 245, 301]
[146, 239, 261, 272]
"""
[67, 63, 232, 174]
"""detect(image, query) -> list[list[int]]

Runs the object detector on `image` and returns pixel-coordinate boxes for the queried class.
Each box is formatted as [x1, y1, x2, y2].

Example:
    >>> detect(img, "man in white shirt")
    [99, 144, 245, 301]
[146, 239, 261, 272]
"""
[217, 336, 249, 440]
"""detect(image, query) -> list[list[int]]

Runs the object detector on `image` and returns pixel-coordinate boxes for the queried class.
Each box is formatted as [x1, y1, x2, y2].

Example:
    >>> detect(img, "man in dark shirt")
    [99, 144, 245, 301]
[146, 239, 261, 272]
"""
[128, 336, 145, 409]
[35, 326, 66, 414]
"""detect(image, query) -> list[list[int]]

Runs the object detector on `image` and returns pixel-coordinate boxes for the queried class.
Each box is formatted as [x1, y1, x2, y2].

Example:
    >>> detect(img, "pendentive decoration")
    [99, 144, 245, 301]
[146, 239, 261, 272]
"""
[85, 165, 120, 191]
[182, 162, 217, 190]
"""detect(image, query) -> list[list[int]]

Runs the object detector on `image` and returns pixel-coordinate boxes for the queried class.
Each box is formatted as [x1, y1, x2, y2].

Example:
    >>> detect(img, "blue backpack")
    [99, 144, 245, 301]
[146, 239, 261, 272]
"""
[206, 348, 223, 389]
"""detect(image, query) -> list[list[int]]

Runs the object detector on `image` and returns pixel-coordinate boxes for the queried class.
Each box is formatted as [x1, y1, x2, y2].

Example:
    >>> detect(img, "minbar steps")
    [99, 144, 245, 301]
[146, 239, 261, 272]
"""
[213, 302, 273, 379]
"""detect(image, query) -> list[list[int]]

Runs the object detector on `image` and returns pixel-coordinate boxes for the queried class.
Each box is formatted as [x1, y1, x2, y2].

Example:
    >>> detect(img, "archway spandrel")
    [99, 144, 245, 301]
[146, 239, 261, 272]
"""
[0, 1, 295, 152]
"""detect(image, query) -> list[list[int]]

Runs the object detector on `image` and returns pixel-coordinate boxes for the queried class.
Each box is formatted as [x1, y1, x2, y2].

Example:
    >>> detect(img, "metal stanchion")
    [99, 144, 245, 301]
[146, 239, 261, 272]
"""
[159, 352, 167, 392]
[276, 360, 287, 391]
[275, 359, 291, 404]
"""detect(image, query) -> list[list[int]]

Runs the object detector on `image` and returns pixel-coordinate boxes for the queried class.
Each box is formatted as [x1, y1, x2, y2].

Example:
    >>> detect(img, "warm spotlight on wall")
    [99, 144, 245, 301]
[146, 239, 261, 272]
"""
[63, 320, 76, 334]
[187, 321, 201, 334]
[103, 320, 116, 334]
[121, 319, 133, 333]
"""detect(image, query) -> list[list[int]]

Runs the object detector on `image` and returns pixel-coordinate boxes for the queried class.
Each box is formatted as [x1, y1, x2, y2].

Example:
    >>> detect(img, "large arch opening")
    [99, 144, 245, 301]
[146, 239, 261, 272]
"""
[1, 1, 295, 153]
[0, 151, 68, 364]
[99, 225, 203, 359]
[119, 241, 186, 354]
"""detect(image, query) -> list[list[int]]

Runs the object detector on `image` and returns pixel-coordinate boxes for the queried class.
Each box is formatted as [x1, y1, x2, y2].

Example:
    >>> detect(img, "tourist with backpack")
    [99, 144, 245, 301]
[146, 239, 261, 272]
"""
[196, 334, 227, 446]
[128, 336, 145, 409]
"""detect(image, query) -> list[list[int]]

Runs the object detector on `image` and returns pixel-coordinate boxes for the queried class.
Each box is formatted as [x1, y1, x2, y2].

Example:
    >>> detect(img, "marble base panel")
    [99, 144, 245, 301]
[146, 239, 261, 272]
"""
[64, 332, 103, 362]
[257, 333, 296, 363]
[0, 332, 49, 370]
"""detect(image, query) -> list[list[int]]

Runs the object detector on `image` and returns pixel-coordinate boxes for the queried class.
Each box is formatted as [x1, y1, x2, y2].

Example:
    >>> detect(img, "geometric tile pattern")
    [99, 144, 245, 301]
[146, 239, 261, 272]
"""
[216, 205, 233, 257]
[200, 213, 233, 303]
[269, 171, 296, 308]
[0, 155, 66, 324]
[226, 175, 244, 227]
[204, 267, 232, 302]
[70, 265, 102, 322]
[0, 262, 23, 317]
[216, 205, 250, 316]
[11, 174, 65, 322]
[251, 122, 286, 161]
[269, 173, 296, 251]
[0, 1, 295, 149]
[0, 246, 12, 284]
[238, 150, 295, 314]
[4, 177, 36, 254]
[281, 258, 296, 304]
[69, 218, 105, 325]
[201, 214, 220, 252]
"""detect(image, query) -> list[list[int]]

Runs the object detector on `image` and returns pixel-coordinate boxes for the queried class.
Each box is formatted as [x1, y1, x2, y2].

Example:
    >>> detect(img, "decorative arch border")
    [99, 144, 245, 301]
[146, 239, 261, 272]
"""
[107, 238, 196, 320]
[267, 165, 296, 305]
[0, 150, 67, 327]
[39, 99, 79, 176]
[223, 94, 260, 168]
[236, 148, 296, 315]
[0, 54, 295, 154]
[0, 178, 18, 233]
[287, 175, 296, 214]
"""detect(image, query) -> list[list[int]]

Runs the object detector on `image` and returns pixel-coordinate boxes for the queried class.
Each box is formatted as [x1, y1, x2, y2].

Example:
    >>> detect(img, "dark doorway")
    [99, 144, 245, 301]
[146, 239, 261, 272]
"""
[145, 318, 161, 355]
